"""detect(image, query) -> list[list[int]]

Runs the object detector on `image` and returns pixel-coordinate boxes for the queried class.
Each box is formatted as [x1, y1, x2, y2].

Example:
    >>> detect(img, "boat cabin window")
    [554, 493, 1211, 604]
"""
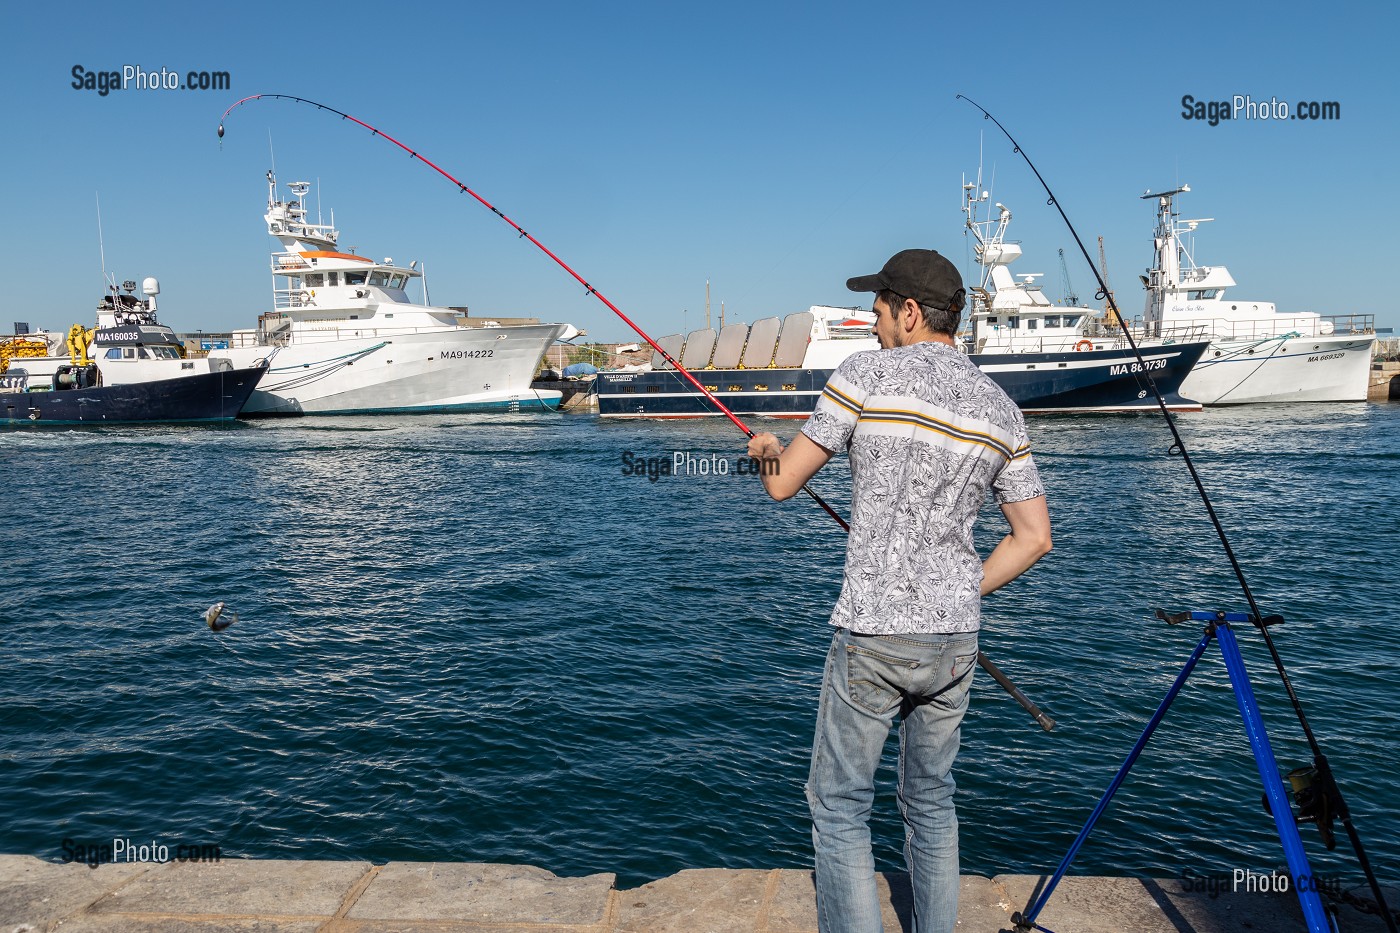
[369, 271, 389, 286]
[345, 271, 368, 286]
[124, 348, 136, 359]
[1026, 319, 1038, 331]
[1006, 318, 1019, 329]
[324, 272, 340, 286]
[1063, 315, 1081, 327]
[986, 316, 998, 324]
[1187, 289, 1220, 300]
[138, 348, 151, 359]
[388, 274, 407, 289]
[1044, 315, 1061, 327]
[105, 348, 122, 359]
[304, 273, 325, 287]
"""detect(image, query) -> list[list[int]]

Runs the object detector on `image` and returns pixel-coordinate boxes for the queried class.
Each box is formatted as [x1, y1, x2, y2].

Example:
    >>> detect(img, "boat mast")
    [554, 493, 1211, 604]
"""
[1141, 184, 1189, 333]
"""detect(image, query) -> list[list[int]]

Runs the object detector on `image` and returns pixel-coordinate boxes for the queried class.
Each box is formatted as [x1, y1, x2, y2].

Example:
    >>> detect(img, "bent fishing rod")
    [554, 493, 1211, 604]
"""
[956, 95, 1396, 929]
[216, 94, 1055, 732]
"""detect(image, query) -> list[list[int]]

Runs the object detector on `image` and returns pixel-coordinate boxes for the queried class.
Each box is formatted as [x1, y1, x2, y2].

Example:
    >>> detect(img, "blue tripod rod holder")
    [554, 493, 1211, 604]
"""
[1013, 611, 1332, 933]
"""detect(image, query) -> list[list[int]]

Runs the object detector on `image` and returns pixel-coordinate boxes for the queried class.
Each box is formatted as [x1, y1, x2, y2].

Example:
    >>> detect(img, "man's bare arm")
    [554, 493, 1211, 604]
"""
[746, 432, 835, 501]
[981, 495, 1052, 596]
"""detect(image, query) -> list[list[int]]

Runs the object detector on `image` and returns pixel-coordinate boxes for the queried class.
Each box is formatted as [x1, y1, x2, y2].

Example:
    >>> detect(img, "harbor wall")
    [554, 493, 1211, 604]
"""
[4, 855, 1391, 932]
[1369, 362, 1400, 402]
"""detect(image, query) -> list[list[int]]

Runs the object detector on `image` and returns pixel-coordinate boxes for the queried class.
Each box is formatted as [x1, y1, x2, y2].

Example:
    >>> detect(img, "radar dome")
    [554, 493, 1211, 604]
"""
[142, 277, 161, 296]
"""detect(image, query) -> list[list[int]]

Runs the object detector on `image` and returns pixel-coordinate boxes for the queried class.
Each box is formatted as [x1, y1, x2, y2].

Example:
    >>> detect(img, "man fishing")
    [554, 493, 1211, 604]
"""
[746, 248, 1053, 933]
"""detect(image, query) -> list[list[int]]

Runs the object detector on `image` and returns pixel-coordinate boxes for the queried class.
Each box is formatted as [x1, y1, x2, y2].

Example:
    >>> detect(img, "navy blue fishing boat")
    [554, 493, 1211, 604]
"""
[0, 278, 266, 425]
[595, 307, 1206, 418]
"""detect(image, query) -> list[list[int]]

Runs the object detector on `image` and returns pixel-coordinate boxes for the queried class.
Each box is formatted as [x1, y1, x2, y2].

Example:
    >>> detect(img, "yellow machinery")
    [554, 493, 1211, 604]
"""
[65, 325, 96, 366]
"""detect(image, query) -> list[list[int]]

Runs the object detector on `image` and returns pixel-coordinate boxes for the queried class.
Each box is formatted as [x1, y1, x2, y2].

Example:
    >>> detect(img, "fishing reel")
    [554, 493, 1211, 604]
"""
[1263, 763, 1339, 850]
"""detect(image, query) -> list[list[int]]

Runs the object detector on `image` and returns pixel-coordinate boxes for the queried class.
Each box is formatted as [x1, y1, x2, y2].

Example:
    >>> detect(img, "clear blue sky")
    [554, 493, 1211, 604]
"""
[4, 0, 1396, 341]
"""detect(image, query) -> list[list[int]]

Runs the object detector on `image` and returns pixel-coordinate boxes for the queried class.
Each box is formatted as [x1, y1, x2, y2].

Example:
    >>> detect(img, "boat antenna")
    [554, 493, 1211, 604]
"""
[957, 94, 1397, 932]
[217, 93, 1056, 730]
[95, 192, 109, 287]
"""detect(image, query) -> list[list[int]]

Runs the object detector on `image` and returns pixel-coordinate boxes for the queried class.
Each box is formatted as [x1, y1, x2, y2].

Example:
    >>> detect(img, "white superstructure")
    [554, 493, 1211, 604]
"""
[209, 173, 576, 415]
[1139, 185, 1375, 404]
[5, 277, 239, 385]
[961, 186, 1145, 355]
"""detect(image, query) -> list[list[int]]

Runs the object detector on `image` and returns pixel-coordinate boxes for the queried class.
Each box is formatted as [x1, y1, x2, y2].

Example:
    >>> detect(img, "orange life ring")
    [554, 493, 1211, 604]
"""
[1073, 339, 1094, 352]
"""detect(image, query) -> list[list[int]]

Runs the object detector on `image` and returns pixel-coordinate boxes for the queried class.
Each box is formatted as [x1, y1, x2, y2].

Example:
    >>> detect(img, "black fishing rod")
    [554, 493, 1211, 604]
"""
[216, 94, 1056, 732]
[956, 95, 1396, 930]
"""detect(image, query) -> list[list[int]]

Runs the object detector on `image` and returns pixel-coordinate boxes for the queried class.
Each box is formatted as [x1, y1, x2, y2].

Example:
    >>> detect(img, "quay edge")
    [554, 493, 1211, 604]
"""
[2, 854, 1395, 932]
[1369, 361, 1400, 401]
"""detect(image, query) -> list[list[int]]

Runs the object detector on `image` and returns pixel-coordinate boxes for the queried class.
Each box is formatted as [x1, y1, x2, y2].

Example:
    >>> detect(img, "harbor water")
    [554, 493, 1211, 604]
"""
[2, 404, 1397, 889]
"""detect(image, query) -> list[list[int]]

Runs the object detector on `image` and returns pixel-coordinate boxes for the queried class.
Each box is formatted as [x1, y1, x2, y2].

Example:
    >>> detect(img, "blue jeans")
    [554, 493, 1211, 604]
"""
[808, 627, 979, 933]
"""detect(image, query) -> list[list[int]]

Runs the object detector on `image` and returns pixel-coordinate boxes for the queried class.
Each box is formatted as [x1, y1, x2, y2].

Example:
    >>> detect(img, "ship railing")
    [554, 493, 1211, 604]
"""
[1118, 318, 1211, 347]
[959, 333, 1063, 354]
[272, 286, 318, 310]
[266, 324, 449, 342]
[1138, 315, 1354, 341]
[1319, 313, 1376, 335]
[271, 251, 312, 272]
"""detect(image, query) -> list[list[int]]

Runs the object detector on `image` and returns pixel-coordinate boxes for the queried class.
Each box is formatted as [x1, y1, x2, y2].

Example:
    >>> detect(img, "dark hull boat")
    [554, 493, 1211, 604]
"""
[973, 342, 1207, 413]
[1, 364, 266, 424]
[1, 277, 267, 425]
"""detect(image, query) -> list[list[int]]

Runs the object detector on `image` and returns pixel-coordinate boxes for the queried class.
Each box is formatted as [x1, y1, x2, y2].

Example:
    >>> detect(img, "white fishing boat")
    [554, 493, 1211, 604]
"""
[209, 174, 577, 415]
[1137, 185, 1375, 404]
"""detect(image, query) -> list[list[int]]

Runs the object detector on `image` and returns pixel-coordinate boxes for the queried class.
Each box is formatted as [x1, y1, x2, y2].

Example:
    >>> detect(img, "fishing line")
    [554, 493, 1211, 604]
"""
[218, 93, 1055, 729]
[956, 95, 1395, 929]
[219, 97, 859, 539]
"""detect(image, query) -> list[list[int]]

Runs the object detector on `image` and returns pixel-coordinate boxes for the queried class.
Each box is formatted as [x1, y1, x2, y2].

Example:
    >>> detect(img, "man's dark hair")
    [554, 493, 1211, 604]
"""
[878, 288, 964, 336]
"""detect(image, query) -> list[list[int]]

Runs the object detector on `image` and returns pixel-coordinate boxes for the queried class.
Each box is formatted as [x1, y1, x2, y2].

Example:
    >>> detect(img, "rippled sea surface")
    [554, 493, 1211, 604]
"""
[1, 403, 1396, 888]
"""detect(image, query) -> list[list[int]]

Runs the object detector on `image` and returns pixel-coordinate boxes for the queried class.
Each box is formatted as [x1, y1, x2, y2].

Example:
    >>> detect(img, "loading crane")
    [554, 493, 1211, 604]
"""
[1057, 249, 1079, 307]
[1098, 236, 1120, 331]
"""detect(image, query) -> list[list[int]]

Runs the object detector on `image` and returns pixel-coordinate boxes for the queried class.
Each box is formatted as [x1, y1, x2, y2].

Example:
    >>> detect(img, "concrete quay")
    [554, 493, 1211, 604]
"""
[3, 855, 1395, 933]
[1369, 362, 1400, 402]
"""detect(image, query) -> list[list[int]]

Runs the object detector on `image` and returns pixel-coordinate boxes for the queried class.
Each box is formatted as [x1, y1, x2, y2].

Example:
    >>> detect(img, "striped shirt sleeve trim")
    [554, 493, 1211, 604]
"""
[820, 382, 864, 417]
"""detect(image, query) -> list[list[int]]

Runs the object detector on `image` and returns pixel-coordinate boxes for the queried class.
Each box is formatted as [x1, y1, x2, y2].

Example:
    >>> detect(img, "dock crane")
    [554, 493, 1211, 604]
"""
[1057, 249, 1079, 307]
[1097, 236, 1120, 330]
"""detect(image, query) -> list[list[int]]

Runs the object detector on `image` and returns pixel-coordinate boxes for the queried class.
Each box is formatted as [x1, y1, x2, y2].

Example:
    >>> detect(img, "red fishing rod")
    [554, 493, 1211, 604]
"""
[219, 94, 848, 528]
[217, 94, 1054, 730]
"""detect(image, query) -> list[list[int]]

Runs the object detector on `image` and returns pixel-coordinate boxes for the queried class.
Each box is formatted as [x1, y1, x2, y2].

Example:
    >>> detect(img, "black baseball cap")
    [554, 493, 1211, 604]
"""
[846, 249, 964, 309]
